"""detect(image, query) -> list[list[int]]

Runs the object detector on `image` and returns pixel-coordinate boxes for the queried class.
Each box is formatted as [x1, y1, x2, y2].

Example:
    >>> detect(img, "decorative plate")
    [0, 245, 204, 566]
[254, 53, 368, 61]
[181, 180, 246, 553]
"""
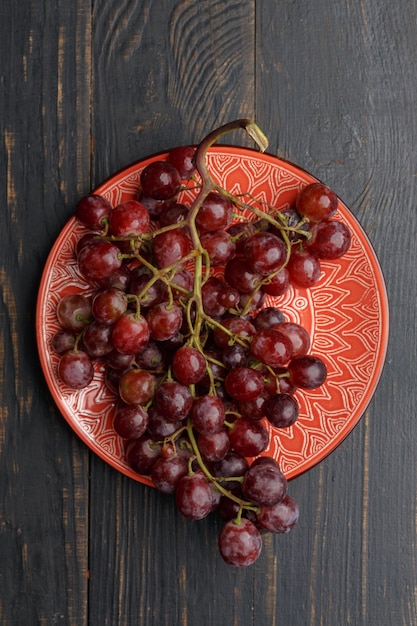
[36, 146, 389, 485]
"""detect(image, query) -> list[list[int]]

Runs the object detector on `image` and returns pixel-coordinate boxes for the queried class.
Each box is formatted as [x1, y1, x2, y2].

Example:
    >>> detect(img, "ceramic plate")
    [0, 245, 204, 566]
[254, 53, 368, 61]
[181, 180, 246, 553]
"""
[36, 146, 389, 484]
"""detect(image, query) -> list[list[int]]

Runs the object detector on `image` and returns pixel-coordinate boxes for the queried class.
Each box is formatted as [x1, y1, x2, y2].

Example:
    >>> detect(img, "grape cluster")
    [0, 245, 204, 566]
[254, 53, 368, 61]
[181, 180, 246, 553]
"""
[52, 120, 351, 567]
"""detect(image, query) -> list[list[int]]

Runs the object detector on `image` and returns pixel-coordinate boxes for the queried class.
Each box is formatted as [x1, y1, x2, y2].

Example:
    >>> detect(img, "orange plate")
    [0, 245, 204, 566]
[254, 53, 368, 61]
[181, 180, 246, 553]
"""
[36, 146, 389, 484]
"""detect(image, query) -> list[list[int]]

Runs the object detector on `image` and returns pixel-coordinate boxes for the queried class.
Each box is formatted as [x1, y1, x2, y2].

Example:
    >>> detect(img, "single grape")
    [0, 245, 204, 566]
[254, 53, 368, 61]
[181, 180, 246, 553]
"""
[125, 435, 162, 475]
[77, 240, 122, 283]
[222, 344, 248, 370]
[271, 321, 310, 357]
[170, 268, 194, 299]
[56, 294, 92, 332]
[287, 249, 321, 288]
[218, 518, 262, 567]
[238, 290, 265, 313]
[244, 231, 287, 276]
[261, 268, 290, 297]
[195, 191, 233, 233]
[113, 403, 149, 440]
[105, 349, 134, 372]
[158, 203, 189, 227]
[191, 395, 226, 434]
[242, 460, 287, 506]
[217, 284, 240, 310]
[197, 428, 230, 462]
[224, 256, 261, 294]
[175, 473, 213, 520]
[104, 264, 131, 292]
[82, 320, 114, 357]
[275, 207, 310, 243]
[135, 339, 166, 371]
[146, 301, 183, 341]
[172, 346, 207, 385]
[91, 287, 128, 324]
[167, 145, 196, 178]
[146, 406, 183, 439]
[52, 330, 76, 354]
[306, 219, 351, 259]
[296, 182, 338, 223]
[118, 368, 157, 405]
[108, 199, 150, 237]
[58, 350, 94, 389]
[228, 417, 269, 457]
[111, 312, 150, 355]
[224, 367, 265, 402]
[253, 306, 285, 331]
[211, 450, 249, 491]
[250, 329, 293, 367]
[264, 393, 299, 428]
[151, 455, 188, 494]
[152, 229, 191, 268]
[75, 193, 112, 230]
[140, 160, 181, 200]
[155, 380, 193, 422]
[257, 494, 299, 533]
[288, 354, 327, 389]
[213, 317, 256, 350]
[200, 230, 236, 265]
[201, 276, 227, 317]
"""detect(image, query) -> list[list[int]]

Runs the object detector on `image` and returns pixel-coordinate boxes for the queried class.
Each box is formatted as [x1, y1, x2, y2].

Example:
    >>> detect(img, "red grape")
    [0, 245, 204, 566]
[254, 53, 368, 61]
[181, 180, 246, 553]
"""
[250, 328, 293, 367]
[111, 312, 150, 355]
[176, 473, 213, 520]
[113, 403, 149, 440]
[75, 194, 112, 230]
[244, 231, 287, 275]
[118, 368, 157, 405]
[191, 395, 226, 434]
[140, 160, 181, 200]
[225, 367, 265, 402]
[218, 518, 262, 567]
[58, 350, 94, 389]
[307, 219, 351, 259]
[196, 192, 233, 233]
[167, 145, 196, 178]
[146, 301, 183, 341]
[257, 494, 299, 533]
[228, 417, 269, 457]
[56, 294, 92, 332]
[296, 182, 338, 223]
[77, 240, 122, 283]
[151, 455, 188, 494]
[287, 249, 321, 288]
[172, 346, 207, 385]
[242, 460, 287, 506]
[288, 354, 327, 389]
[108, 200, 150, 237]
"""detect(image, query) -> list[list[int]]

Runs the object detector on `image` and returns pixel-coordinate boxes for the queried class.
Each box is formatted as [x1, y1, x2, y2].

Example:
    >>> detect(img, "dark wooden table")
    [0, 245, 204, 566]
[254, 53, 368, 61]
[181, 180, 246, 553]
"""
[1, 1, 415, 624]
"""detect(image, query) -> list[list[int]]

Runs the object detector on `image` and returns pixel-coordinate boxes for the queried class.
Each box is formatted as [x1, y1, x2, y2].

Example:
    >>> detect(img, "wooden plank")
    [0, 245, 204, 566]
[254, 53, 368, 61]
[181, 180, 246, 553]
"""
[90, 0, 256, 184]
[256, 1, 417, 624]
[0, 1, 92, 623]
[87, 1, 257, 624]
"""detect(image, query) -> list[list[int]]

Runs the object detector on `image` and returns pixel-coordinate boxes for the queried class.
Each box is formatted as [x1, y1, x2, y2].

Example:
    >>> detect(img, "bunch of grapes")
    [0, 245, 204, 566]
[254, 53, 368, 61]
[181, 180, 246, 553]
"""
[52, 120, 351, 567]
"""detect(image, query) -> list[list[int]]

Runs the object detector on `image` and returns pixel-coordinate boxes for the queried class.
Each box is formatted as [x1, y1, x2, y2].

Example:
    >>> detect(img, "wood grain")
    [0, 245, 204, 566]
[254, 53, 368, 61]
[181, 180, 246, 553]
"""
[0, 1, 91, 624]
[1, 0, 417, 624]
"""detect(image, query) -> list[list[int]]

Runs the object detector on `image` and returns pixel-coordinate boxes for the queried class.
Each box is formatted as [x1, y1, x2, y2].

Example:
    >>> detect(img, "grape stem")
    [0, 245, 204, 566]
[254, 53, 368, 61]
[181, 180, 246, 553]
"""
[186, 119, 270, 354]
[185, 416, 259, 513]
